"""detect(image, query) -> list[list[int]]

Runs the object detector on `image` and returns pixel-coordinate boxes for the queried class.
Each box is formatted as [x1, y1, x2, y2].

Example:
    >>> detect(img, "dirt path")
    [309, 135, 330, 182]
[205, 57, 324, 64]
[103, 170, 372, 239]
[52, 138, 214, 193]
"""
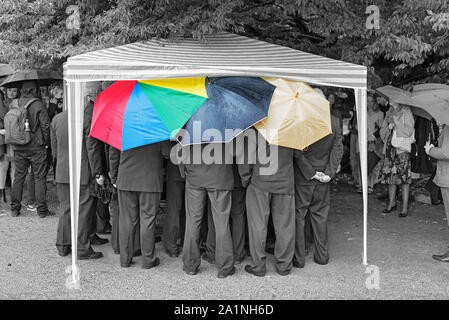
[1, 183, 449, 299]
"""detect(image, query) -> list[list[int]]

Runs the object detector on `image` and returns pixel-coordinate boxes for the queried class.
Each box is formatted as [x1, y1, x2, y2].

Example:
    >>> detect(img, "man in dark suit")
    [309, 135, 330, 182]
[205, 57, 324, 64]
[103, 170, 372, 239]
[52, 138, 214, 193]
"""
[238, 128, 297, 277]
[163, 152, 186, 258]
[51, 111, 102, 259]
[84, 82, 110, 244]
[108, 146, 141, 255]
[203, 161, 247, 265]
[180, 143, 236, 278]
[109, 142, 170, 269]
[293, 113, 343, 267]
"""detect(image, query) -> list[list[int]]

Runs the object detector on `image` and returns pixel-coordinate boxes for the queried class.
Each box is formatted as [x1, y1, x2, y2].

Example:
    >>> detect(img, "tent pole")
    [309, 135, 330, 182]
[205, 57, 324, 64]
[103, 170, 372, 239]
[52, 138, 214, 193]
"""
[355, 88, 368, 266]
[66, 81, 84, 289]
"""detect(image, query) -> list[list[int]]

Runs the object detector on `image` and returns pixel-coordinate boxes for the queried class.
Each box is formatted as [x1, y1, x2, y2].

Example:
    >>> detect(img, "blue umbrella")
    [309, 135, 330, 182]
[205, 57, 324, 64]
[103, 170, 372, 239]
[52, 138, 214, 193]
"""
[176, 77, 275, 145]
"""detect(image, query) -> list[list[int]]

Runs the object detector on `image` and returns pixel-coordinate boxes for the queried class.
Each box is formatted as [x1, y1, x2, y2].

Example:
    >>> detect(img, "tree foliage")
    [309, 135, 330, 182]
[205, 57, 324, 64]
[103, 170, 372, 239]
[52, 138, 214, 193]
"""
[0, 0, 447, 84]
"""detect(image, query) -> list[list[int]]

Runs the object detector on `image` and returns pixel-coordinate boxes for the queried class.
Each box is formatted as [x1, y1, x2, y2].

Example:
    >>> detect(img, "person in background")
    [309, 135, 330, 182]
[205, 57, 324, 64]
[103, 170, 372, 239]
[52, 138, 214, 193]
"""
[52, 110, 103, 259]
[367, 94, 384, 194]
[379, 101, 415, 217]
[0, 89, 8, 201]
[0, 87, 19, 202]
[163, 143, 186, 258]
[46, 83, 64, 177]
[349, 105, 361, 191]
[47, 84, 64, 122]
[9, 80, 52, 218]
[39, 86, 49, 110]
[425, 123, 449, 262]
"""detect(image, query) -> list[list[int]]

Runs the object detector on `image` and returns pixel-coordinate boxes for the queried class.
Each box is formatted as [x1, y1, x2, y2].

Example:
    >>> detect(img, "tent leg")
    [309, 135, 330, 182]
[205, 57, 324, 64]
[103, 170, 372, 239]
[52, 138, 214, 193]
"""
[355, 88, 368, 266]
[66, 81, 84, 289]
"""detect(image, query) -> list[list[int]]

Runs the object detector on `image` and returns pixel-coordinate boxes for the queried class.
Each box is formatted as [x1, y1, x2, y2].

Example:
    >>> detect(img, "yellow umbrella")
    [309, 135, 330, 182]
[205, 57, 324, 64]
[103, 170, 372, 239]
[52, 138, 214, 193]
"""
[254, 78, 332, 150]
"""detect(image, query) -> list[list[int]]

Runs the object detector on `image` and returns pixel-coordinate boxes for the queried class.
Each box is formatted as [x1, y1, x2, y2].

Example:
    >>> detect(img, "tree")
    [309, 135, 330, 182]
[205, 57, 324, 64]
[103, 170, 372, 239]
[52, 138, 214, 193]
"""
[0, 0, 447, 84]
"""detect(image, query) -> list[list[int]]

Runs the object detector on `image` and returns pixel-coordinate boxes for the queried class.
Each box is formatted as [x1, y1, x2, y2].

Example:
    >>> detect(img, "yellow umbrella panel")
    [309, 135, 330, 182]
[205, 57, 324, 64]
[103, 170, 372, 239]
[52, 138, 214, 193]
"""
[255, 78, 332, 150]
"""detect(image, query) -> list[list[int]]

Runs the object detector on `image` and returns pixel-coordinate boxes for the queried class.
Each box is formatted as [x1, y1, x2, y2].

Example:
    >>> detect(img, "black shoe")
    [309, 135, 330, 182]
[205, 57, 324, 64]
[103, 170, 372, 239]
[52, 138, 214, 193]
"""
[293, 260, 305, 268]
[399, 211, 409, 218]
[202, 253, 215, 264]
[244, 265, 265, 277]
[8, 210, 20, 217]
[432, 251, 449, 262]
[275, 268, 291, 276]
[121, 260, 133, 268]
[38, 210, 55, 218]
[432, 200, 443, 205]
[314, 257, 329, 265]
[183, 266, 198, 275]
[58, 247, 71, 257]
[217, 266, 236, 279]
[382, 203, 398, 213]
[91, 234, 109, 245]
[78, 250, 103, 260]
[142, 257, 160, 269]
[155, 236, 162, 243]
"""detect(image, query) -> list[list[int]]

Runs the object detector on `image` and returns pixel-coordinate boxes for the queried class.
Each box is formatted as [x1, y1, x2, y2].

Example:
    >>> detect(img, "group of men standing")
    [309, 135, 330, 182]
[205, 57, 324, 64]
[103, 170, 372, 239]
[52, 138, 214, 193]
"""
[53, 81, 343, 279]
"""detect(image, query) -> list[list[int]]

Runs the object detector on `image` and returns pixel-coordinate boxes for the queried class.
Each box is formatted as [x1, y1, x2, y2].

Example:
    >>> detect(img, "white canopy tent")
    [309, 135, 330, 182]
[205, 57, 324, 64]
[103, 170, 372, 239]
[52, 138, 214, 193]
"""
[63, 32, 368, 288]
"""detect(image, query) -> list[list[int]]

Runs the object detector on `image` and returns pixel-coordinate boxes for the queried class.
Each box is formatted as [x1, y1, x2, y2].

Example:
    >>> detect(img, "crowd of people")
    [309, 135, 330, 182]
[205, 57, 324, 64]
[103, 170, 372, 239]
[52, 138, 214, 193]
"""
[1, 78, 448, 278]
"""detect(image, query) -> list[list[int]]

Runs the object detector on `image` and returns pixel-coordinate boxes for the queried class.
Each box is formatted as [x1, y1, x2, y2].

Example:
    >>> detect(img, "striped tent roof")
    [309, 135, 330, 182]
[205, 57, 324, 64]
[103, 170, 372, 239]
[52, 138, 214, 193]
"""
[64, 32, 367, 89]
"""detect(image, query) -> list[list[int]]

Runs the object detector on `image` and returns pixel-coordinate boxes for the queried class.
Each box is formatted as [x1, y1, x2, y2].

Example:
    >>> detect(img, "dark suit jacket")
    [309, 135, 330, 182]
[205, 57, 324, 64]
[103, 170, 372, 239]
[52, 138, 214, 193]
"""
[238, 128, 296, 195]
[84, 100, 106, 177]
[294, 114, 343, 186]
[51, 111, 92, 185]
[179, 143, 235, 191]
[110, 141, 171, 193]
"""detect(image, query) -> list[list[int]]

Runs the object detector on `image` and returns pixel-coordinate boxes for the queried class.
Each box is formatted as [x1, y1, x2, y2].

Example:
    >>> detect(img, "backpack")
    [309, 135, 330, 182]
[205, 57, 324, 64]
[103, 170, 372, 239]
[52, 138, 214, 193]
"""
[4, 98, 38, 145]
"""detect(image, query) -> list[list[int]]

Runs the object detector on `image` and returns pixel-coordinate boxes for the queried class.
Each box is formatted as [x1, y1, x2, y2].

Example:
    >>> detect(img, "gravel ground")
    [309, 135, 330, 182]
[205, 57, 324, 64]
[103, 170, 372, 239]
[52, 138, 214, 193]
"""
[1, 182, 449, 300]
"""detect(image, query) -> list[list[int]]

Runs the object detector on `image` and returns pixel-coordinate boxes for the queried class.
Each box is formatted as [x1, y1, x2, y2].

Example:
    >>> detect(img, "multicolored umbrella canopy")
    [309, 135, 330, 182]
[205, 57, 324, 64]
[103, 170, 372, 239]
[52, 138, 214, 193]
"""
[176, 77, 275, 145]
[411, 83, 449, 125]
[254, 78, 332, 150]
[90, 78, 208, 151]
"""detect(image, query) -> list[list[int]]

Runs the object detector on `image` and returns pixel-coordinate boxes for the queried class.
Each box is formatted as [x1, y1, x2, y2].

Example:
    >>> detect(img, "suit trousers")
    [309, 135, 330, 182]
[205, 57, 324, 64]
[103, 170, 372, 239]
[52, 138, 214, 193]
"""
[96, 200, 111, 233]
[294, 183, 330, 267]
[246, 183, 295, 273]
[56, 183, 97, 256]
[118, 190, 160, 267]
[205, 188, 246, 262]
[110, 192, 141, 255]
[182, 184, 234, 273]
[163, 180, 186, 254]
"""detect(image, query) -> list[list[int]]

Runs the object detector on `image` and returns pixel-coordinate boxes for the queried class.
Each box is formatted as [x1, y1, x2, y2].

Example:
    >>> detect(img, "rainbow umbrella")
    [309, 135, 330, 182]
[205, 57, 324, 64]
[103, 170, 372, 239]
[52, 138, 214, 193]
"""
[90, 78, 208, 151]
